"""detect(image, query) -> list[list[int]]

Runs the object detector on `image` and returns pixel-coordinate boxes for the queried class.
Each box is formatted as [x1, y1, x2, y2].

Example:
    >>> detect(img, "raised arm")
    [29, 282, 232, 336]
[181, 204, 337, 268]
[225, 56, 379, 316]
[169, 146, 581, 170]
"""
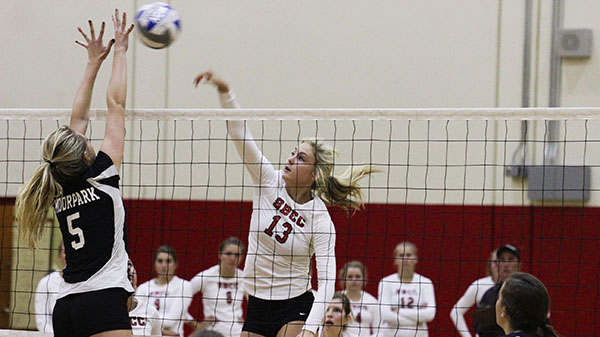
[194, 71, 276, 185]
[70, 20, 115, 134]
[302, 222, 336, 335]
[100, 9, 134, 171]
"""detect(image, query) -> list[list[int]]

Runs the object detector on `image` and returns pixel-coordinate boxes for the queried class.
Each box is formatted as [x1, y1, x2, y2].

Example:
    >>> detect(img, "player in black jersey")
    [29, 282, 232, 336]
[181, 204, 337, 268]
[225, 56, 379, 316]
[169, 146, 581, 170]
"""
[15, 9, 134, 337]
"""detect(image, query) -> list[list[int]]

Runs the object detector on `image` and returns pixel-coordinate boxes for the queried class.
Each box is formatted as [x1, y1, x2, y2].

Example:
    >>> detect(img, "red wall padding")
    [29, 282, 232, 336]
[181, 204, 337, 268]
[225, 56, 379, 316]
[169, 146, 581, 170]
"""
[125, 200, 600, 337]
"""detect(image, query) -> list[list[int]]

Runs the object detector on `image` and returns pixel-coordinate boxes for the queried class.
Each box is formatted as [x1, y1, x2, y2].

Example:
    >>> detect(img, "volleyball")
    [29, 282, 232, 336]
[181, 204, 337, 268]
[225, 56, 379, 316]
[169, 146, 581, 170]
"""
[135, 2, 181, 49]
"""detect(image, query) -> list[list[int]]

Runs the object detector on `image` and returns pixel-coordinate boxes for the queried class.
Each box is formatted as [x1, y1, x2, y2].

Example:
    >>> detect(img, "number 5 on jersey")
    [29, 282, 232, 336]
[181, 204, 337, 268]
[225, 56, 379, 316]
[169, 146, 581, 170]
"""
[67, 212, 85, 250]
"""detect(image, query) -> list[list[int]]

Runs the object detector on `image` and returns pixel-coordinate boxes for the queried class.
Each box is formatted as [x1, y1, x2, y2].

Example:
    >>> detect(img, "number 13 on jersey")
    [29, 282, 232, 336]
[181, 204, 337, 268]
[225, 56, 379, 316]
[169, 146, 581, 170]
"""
[264, 215, 292, 244]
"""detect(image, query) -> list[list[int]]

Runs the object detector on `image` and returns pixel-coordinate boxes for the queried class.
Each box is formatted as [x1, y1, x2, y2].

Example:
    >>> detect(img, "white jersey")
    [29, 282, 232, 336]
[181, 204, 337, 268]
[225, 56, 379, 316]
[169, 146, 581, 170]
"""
[35, 271, 62, 332]
[450, 276, 495, 337]
[342, 290, 380, 337]
[190, 265, 244, 337]
[129, 299, 161, 336]
[135, 276, 194, 337]
[222, 91, 336, 334]
[378, 273, 436, 337]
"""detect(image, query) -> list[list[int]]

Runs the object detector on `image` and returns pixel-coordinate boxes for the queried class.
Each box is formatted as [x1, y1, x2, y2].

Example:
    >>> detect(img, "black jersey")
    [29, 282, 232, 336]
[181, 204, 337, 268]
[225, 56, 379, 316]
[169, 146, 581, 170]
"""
[53, 151, 133, 299]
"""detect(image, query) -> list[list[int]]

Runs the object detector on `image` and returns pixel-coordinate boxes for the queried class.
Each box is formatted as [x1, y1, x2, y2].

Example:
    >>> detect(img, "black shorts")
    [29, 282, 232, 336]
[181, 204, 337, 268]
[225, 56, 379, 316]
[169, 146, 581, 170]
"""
[52, 287, 131, 337]
[243, 291, 314, 337]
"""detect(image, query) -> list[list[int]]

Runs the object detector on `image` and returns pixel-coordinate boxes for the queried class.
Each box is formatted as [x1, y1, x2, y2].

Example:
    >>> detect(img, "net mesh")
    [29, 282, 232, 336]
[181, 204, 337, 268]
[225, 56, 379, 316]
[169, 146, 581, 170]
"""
[1, 109, 599, 336]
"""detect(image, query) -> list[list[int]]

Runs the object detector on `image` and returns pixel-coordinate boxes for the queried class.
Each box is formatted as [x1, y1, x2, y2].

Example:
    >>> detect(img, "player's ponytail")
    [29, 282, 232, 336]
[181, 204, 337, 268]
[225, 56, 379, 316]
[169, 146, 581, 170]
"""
[500, 272, 558, 337]
[538, 323, 559, 337]
[15, 126, 89, 248]
[303, 139, 378, 212]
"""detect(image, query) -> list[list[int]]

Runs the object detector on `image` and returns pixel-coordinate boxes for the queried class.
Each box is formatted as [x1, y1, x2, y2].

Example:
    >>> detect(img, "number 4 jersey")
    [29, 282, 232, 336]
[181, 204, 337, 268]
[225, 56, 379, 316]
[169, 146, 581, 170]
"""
[53, 151, 133, 299]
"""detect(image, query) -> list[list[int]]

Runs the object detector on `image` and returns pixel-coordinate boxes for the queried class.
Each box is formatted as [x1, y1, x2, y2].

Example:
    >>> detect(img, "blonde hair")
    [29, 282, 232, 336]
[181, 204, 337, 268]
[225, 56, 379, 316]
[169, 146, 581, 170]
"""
[15, 126, 88, 248]
[302, 139, 378, 212]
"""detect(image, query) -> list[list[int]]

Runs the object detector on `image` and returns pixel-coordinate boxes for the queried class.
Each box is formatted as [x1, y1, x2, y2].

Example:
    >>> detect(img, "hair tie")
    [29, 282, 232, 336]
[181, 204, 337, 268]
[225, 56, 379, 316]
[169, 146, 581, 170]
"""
[44, 159, 54, 167]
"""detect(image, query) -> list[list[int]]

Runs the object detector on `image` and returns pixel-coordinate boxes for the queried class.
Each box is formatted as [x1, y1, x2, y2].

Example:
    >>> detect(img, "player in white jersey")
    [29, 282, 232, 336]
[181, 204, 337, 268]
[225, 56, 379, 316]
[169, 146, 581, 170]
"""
[339, 261, 379, 337]
[194, 71, 377, 337]
[191, 237, 246, 337]
[321, 292, 354, 337]
[378, 242, 436, 337]
[127, 259, 161, 336]
[450, 250, 498, 337]
[35, 242, 66, 333]
[136, 245, 196, 336]
[15, 10, 135, 337]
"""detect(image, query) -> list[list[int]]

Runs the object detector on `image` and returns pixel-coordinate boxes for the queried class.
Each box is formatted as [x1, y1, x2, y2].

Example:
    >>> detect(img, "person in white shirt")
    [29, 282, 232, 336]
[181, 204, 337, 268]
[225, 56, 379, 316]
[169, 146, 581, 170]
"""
[450, 250, 498, 337]
[378, 241, 436, 337]
[194, 71, 377, 337]
[321, 292, 353, 337]
[339, 261, 379, 337]
[127, 259, 161, 336]
[135, 245, 196, 336]
[191, 237, 246, 337]
[35, 241, 66, 333]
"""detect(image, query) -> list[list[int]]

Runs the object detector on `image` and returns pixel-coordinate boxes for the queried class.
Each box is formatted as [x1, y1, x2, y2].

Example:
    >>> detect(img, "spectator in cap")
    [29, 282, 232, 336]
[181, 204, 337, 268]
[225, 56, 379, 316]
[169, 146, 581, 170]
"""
[473, 245, 521, 337]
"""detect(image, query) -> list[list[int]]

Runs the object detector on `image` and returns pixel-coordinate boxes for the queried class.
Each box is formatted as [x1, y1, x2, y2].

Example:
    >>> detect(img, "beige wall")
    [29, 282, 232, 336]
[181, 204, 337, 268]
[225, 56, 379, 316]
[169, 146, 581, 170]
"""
[2, 1, 600, 329]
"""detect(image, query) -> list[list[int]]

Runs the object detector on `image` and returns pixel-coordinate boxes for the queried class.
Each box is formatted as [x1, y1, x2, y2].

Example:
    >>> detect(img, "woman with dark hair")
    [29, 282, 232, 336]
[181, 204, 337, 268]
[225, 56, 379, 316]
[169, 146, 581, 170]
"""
[338, 261, 379, 337]
[15, 10, 134, 337]
[496, 272, 558, 337]
[135, 245, 195, 336]
[321, 292, 353, 337]
[191, 237, 247, 337]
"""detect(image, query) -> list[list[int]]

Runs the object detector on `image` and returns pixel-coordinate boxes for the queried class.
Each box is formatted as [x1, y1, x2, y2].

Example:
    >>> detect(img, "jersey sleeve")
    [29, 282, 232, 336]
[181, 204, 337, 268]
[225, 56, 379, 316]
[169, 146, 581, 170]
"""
[82, 151, 120, 188]
[219, 90, 241, 109]
[450, 282, 478, 337]
[222, 91, 278, 186]
[34, 275, 51, 332]
[366, 293, 381, 336]
[190, 270, 205, 295]
[303, 219, 336, 333]
[134, 281, 149, 302]
[396, 280, 436, 324]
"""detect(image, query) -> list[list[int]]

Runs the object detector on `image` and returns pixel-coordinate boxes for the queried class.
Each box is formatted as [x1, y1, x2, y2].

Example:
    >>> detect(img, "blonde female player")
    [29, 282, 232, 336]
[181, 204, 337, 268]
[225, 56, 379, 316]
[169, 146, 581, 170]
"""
[191, 237, 246, 337]
[339, 261, 379, 337]
[321, 292, 353, 337]
[135, 245, 196, 336]
[450, 250, 499, 337]
[15, 10, 134, 337]
[378, 242, 436, 337]
[194, 71, 377, 337]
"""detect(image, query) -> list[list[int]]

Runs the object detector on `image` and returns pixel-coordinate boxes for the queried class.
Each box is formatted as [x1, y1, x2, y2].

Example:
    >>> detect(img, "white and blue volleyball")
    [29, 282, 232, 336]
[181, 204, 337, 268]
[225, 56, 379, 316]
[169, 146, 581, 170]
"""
[135, 2, 181, 49]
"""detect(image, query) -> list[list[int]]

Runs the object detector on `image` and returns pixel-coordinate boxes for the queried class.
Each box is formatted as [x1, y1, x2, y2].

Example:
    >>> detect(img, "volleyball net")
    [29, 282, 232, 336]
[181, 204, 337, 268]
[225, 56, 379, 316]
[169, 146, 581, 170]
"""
[0, 108, 599, 336]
